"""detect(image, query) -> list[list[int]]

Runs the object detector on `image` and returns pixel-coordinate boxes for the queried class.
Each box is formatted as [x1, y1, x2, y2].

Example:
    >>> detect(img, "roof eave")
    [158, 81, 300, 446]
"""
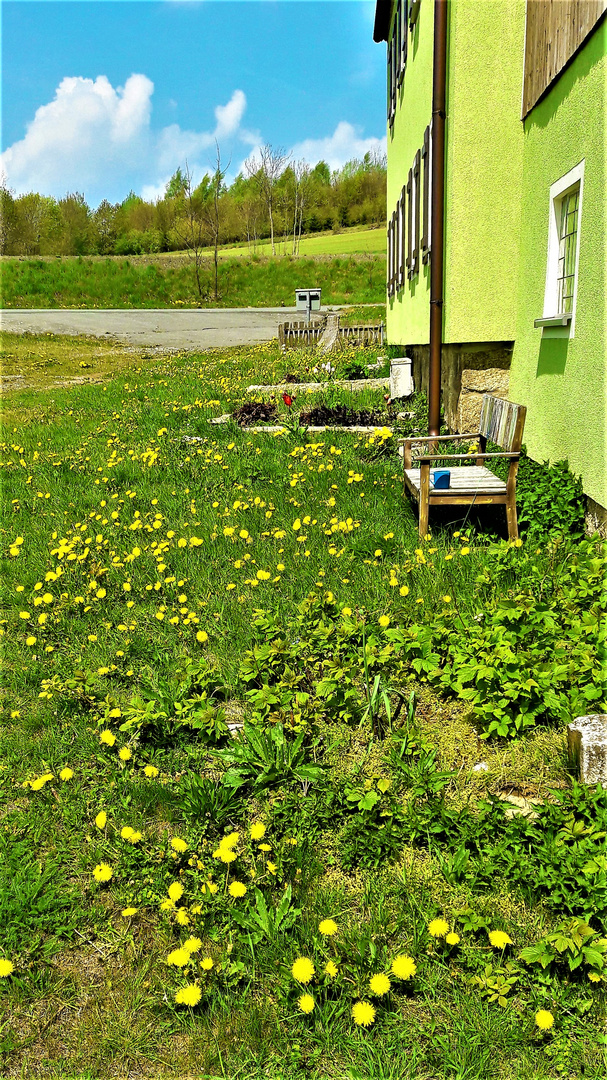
[373, 0, 391, 43]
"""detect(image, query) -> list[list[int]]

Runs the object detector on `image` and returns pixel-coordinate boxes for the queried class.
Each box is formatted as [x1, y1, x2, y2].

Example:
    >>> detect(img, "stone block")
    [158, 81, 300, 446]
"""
[456, 368, 510, 434]
[567, 714, 607, 784]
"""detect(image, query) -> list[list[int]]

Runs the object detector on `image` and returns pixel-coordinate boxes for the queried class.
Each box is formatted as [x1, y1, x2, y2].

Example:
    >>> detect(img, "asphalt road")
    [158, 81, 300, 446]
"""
[0, 307, 328, 351]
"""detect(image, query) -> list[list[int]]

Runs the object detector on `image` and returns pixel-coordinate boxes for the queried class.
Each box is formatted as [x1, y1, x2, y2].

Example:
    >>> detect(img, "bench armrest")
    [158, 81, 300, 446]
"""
[398, 432, 480, 445]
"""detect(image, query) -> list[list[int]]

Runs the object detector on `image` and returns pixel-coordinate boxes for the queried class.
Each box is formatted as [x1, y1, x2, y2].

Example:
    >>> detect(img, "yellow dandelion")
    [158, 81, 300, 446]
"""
[298, 993, 315, 1014]
[201, 956, 214, 971]
[250, 821, 266, 840]
[369, 973, 391, 996]
[352, 1000, 375, 1027]
[59, 767, 74, 781]
[0, 959, 15, 978]
[121, 907, 138, 917]
[428, 918, 450, 938]
[95, 810, 107, 829]
[93, 863, 113, 883]
[324, 960, 338, 978]
[175, 908, 191, 926]
[391, 955, 416, 979]
[488, 930, 513, 949]
[229, 881, 247, 898]
[535, 1009, 554, 1031]
[100, 730, 116, 747]
[144, 765, 159, 778]
[196, 630, 208, 643]
[318, 919, 338, 937]
[446, 932, 460, 946]
[168, 882, 184, 902]
[167, 948, 191, 967]
[175, 984, 201, 1007]
[183, 937, 202, 954]
[171, 837, 188, 853]
[118, 747, 132, 762]
[378, 615, 390, 628]
[291, 957, 315, 983]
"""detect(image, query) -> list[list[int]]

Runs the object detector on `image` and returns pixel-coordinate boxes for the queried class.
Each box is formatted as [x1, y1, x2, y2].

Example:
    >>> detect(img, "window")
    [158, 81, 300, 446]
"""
[535, 161, 584, 335]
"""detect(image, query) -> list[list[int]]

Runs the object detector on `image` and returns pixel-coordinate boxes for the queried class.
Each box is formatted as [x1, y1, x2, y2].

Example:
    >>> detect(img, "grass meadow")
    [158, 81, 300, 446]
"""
[1, 250, 385, 311]
[0, 332, 605, 1079]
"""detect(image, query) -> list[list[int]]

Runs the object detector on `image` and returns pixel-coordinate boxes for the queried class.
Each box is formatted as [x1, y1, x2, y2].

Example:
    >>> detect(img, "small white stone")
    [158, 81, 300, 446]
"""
[568, 714, 607, 784]
[472, 762, 489, 772]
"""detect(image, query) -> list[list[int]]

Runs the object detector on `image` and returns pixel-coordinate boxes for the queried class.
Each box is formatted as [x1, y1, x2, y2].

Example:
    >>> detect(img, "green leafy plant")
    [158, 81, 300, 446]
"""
[231, 884, 300, 944]
[211, 721, 324, 793]
[520, 918, 607, 978]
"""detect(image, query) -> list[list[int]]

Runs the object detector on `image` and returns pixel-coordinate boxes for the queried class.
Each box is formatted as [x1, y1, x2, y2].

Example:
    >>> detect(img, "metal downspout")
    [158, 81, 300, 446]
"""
[429, 0, 448, 437]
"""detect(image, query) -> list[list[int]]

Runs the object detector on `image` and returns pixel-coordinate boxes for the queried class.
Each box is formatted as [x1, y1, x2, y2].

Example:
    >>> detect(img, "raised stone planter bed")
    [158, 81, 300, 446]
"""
[246, 378, 389, 394]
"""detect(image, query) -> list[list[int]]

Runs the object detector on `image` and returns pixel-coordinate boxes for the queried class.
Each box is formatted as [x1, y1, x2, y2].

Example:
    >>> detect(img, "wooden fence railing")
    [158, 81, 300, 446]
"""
[278, 321, 384, 348]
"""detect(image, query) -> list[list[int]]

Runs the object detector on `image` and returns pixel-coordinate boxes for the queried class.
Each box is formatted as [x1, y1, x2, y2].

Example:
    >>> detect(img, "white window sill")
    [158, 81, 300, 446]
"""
[534, 314, 572, 328]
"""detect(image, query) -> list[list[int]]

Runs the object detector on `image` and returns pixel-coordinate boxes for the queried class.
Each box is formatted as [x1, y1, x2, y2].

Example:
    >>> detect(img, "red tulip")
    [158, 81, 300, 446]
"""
[282, 392, 293, 408]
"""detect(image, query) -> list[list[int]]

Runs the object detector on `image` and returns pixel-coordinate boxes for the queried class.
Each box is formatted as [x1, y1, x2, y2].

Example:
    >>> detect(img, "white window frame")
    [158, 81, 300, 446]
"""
[538, 160, 584, 338]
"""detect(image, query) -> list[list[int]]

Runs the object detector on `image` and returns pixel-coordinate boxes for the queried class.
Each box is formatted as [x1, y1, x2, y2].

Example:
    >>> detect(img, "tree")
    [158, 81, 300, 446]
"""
[169, 162, 208, 302]
[197, 143, 230, 300]
[246, 144, 290, 256]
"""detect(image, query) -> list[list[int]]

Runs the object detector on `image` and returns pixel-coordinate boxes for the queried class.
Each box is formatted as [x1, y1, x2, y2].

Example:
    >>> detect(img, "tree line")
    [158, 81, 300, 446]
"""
[0, 145, 386, 259]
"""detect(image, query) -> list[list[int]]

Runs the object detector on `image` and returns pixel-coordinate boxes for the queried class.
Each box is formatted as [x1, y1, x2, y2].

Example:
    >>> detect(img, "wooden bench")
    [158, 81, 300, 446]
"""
[399, 394, 527, 540]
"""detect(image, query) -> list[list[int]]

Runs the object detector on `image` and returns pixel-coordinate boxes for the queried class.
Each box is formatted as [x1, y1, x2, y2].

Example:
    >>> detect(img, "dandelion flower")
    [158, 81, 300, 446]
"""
[535, 1009, 554, 1031]
[183, 937, 202, 954]
[229, 881, 247, 898]
[196, 631, 208, 643]
[175, 984, 201, 1007]
[26, 636, 37, 647]
[324, 960, 338, 978]
[0, 959, 15, 977]
[121, 907, 138, 917]
[298, 993, 315, 1014]
[291, 957, 315, 983]
[176, 908, 191, 926]
[318, 919, 338, 937]
[391, 955, 416, 980]
[215, 848, 237, 863]
[378, 615, 390, 628]
[250, 822, 266, 841]
[352, 1000, 375, 1027]
[100, 730, 116, 747]
[588, 971, 602, 983]
[446, 932, 460, 946]
[118, 747, 132, 762]
[369, 973, 391, 996]
[399, 585, 409, 596]
[428, 918, 450, 938]
[201, 956, 214, 971]
[93, 863, 113, 883]
[488, 930, 513, 949]
[167, 948, 191, 967]
[258, 843, 271, 852]
[95, 811, 107, 829]
[222, 831, 240, 849]
[171, 837, 188, 853]
[168, 882, 184, 902]
[59, 767, 74, 781]
[144, 765, 159, 778]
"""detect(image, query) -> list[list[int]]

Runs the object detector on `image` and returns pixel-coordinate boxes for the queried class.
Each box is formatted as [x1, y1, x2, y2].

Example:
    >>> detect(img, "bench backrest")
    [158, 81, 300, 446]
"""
[479, 394, 526, 452]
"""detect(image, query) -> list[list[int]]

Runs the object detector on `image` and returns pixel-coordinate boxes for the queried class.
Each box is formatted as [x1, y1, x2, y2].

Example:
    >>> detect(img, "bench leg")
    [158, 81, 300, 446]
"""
[506, 499, 519, 541]
[419, 463, 430, 539]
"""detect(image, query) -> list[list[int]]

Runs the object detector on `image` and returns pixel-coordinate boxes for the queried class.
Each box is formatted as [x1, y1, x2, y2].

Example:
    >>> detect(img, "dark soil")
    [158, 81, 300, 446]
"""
[232, 400, 278, 426]
[298, 404, 394, 426]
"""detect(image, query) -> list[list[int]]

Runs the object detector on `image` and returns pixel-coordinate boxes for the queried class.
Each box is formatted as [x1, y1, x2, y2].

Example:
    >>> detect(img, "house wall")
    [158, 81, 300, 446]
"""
[443, 0, 526, 344]
[385, 0, 434, 347]
[508, 19, 606, 510]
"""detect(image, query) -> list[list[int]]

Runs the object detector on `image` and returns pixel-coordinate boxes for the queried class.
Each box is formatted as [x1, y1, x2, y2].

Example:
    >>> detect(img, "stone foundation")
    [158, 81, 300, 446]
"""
[585, 496, 607, 539]
[406, 341, 513, 432]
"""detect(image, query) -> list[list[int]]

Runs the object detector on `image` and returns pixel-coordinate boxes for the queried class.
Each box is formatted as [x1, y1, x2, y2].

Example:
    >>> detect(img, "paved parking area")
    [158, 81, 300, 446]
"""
[0, 307, 318, 351]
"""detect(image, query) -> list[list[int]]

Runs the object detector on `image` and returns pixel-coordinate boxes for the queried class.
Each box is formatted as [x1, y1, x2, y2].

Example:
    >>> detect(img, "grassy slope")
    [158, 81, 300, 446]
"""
[1, 253, 385, 309]
[0, 334, 604, 1079]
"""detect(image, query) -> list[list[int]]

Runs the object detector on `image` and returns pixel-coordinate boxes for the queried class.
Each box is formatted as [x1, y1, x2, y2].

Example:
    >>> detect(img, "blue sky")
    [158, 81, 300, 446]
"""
[1, 0, 386, 207]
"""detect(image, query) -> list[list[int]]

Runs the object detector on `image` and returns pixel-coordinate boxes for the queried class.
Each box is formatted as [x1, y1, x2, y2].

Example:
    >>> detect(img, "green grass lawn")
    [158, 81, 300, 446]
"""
[1, 252, 385, 309]
[193, 224, 387, 260]
[0, 333, 605, 1079]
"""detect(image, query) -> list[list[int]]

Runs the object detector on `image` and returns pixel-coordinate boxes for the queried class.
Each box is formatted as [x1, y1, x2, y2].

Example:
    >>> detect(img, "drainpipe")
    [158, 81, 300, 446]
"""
[428, 0, 448, 436]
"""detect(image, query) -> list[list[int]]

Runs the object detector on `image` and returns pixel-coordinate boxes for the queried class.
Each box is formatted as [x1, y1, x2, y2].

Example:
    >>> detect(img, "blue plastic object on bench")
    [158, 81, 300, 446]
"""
[432, 469, 451, 489]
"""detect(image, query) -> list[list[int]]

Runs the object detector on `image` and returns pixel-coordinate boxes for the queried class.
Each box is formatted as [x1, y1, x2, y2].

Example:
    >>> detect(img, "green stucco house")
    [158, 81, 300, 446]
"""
[373, 0, 606, 531]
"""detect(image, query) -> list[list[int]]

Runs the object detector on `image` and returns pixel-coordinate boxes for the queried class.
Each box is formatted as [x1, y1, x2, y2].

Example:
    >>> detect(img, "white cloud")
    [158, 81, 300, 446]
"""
[288, 121, 387, 173]
[1, 77, 255, 206]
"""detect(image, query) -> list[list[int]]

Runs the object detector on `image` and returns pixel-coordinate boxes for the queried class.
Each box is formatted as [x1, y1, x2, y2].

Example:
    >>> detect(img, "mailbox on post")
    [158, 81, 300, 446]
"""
[295, 288, 321, 324]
